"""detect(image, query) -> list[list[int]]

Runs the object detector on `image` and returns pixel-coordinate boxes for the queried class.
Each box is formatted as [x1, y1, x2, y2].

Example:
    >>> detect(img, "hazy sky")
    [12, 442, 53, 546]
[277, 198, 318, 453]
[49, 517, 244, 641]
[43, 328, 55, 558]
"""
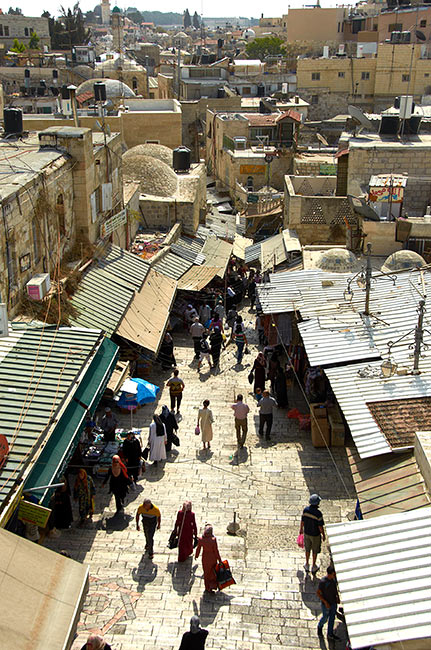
[10, 0, 337, 21]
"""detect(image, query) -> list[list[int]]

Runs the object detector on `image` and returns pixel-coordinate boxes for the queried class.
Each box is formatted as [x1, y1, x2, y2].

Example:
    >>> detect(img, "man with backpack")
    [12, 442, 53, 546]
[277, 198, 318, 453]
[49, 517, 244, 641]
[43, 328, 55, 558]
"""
[197, 334, 212, 372]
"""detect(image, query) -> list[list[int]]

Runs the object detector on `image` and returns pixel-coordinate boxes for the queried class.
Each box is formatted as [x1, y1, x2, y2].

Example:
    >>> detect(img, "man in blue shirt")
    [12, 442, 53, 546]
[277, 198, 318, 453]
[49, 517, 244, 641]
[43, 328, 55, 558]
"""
[299, 493, 325, 574]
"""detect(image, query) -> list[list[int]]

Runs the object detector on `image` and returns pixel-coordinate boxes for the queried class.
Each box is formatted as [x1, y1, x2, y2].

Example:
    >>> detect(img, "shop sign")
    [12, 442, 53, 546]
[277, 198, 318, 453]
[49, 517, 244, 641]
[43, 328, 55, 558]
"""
[247, 194, 259, 204]
[100, 208, 127, 238]
[0, 434, 8, 470]
[240, 164, 265, 175]
[369, 186, 403, 203]
[18, 500, 52, 528]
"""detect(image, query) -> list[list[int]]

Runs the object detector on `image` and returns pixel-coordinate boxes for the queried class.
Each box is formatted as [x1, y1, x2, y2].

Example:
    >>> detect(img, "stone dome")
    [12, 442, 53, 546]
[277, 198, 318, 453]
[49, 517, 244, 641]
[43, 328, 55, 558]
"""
[316, 248, 357, 273]
[242, 28, 256, 40]
[97, 58, 143, 72]
[72, 64, 93, 79]
[123, 143, 173, 168]
[75, 78, 136, 99]
[122, 154, 177, 197]
[381, 250, 426, 274]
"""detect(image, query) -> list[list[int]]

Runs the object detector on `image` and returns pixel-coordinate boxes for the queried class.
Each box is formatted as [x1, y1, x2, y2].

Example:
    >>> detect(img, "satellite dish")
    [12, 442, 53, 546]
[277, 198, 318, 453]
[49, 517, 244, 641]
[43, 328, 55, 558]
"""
[348, 105, 374, 134]
[348, 195, 380, 222]
[316, 132, 329, 147]
[415, 30, 426, 41]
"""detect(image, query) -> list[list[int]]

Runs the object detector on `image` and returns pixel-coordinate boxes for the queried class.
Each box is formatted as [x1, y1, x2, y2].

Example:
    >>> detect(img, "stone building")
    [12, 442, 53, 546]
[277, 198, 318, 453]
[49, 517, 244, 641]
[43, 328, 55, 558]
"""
[284, 6, 348, 43]
[0, 14, 50, 50]
[297, 42, 431, 119]
[0, 126, 123, 315]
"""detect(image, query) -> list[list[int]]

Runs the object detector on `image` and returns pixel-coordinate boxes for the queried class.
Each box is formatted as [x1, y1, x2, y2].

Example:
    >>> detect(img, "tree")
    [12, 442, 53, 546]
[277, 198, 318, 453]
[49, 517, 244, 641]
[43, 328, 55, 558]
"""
[8, 7, 22, 14]
[245, 36, 286, 61]
[183, 8, 191, 29]
[10, 38, 26, 53]
[192, 11, 200, 29]
[48, 3, 90, 50]
[28, 31, 40, 49]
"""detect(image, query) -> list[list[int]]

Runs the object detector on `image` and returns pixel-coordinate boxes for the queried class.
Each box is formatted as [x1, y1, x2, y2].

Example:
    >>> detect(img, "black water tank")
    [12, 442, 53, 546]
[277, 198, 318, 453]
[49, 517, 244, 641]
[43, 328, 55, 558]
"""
[201, 54, 209, 64]
[94, 81, 106, 101]
[173, 146, 191, 173]
[53, 69, 58, 80]
[217, 87, 225, 98]
[379, 115, 399, 135]
[257, 83, 265, 97]
[60, 84, 70, 99]
[394, 96, 400, 109]
[4, 108, 23, 135]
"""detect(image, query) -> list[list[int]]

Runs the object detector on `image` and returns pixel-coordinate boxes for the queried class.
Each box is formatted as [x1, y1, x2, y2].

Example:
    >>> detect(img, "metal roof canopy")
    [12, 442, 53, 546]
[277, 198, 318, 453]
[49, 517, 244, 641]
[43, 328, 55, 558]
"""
[201, 236, 233, 278]
[326, 507, 431, 650]
[177, 265, 221, 291]
[96, 243, 150, 290]
[0, 526, 89, 650]
[116, 269, 177, 354]
[152, 250, 193, 280]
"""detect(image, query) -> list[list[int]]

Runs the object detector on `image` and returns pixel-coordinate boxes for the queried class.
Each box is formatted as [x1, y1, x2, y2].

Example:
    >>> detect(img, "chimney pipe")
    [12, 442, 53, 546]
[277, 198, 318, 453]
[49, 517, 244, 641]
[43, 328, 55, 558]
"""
[67, 84, 79, 127]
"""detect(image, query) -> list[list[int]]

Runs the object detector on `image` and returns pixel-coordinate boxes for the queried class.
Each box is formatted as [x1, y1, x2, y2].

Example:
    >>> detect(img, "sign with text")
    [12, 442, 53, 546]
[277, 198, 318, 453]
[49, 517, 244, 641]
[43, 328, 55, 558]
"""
[100, 208, 127, 238]
[369, 186, 403, 203]
[240, 164, 265, 175]
[18, 500, 52, 528]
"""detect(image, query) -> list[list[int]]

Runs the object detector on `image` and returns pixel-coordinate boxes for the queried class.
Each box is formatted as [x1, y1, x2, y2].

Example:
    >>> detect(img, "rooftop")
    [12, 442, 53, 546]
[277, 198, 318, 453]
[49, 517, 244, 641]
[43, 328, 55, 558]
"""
[345, 131, 431, 150]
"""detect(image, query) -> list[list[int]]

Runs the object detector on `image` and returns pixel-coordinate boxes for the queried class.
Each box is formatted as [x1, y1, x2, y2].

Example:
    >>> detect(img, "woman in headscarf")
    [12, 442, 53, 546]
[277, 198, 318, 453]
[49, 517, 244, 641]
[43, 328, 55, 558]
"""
[148, 414, 167, 466]
[80, 633, 112, 650]
[158, 332, 176, 370]
[73, 469, 95, 527]
[195, 524, 222, 593]
[160, 404, 179, 454]
[174, 500, 198, 562]
[102, 455, 131, 513]
[52, 476, 73, 529]
[178, 616, 209, 650]
[252, 352, 267, 394]
[209, 326, 224, 369]
[197, 399, 214, 451]
[274, 363, 289, 408]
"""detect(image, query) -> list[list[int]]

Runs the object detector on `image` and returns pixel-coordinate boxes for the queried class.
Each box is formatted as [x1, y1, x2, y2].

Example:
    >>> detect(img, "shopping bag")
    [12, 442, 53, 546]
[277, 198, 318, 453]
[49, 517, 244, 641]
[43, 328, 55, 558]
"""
[247, 371, 254, 384]
[167, 530, 178, 549]
[215, 560, 236, 590]
[142, 446, 149, 460]
[296, 533, 304, 549]
[195, 425, 200, 436]
[171, 433, 180, 447]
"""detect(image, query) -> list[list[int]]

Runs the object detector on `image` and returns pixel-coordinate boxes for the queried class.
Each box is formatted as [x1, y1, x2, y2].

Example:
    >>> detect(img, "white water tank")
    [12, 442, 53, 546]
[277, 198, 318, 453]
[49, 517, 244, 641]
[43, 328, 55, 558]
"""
[399, 95, 414, 119]
[323, 46, 329, 58]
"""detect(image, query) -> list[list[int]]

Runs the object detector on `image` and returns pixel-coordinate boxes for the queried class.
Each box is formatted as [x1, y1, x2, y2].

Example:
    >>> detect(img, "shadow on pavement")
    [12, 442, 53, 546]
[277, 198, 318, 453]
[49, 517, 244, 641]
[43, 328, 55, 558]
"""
[192, 591, 233, 626]
[166, 556, 197, 595]
[101, 511, 133, 533]
[131, 556, 158, 592]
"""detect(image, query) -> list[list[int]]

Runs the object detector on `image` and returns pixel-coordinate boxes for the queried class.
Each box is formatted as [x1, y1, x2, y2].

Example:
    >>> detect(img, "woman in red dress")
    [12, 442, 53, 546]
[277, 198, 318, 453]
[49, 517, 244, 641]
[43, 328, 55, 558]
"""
[195, 524, 222, 593]
[175, 500, 198, 562]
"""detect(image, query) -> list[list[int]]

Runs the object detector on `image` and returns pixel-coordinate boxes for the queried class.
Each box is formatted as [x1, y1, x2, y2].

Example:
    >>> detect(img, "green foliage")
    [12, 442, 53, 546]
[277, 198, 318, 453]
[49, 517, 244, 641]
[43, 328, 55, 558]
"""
[10, 38, 26, 53]
[8, 6, 22, 14]
[28, 31, 40, 50]
[245, 36, 286, 61]
[49, 2, 90, 50]
[183, 8, 191, 29]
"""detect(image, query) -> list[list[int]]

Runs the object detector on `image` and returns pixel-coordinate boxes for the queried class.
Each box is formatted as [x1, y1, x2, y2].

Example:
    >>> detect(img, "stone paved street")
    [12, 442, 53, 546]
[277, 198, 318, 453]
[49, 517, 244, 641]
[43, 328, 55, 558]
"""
[46, 306, 355, 650]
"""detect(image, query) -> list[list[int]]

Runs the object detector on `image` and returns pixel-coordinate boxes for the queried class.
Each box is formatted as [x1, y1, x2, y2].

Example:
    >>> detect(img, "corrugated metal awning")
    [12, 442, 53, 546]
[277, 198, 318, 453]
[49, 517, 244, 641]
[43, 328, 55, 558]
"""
[327, 507, 431, 650]
[152, 251, 193, 280]
[201, 237, 233, 278]
[97, 244, 150, 290]
[177, 266, 221, 291]
[116, 269, 177, 354]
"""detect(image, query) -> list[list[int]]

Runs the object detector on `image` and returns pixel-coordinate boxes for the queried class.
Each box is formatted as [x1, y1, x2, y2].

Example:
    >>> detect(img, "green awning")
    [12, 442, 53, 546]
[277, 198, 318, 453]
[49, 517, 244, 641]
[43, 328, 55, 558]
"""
[24, 337, 119, 504]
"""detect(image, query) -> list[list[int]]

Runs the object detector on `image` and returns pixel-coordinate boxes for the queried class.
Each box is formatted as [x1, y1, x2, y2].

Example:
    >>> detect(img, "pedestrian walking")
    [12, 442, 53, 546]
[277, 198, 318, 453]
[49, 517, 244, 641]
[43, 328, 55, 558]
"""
[184, 304, 198, 329]
[167, 368, 185, 413]
[80, 633, 112, 650]
[179, 616, 209, 650]
[100, 407, 118, 442]
[226, 307, 237, 331]
[316, 566, 340, 641]
[232, 316, 248, 365]
[199, 301, 212, 328]
[102, 455, 131, 513]
[136, 498, 161, 559]
[231, 394, 250, 448]
[122, 431, 144, 486]
[247, 278, 256, 309]
[214, 296, 225, 322]
[299, 493, 325, 574]
[190, 317, 205, 359]
[274, 364, 289, 408]
[73, 469, 95, 527]
[197, 334, 212, 371]
[255, 311, 266, 346]
[195, 524, 222, 593]
[209, 326, 224, 368]
[51, 477, 73, 530]
[160, 404, 179, 453]
[158, 332, 176, 370]
[148, 415, 167, 466]
[197, 399, 214, 450]
[268, 349, 281, 394]
[208, 311, 224, 332]
[174, 500, 198, 562]
[251, 352, 266, 394]
[258, 390, 277, 440]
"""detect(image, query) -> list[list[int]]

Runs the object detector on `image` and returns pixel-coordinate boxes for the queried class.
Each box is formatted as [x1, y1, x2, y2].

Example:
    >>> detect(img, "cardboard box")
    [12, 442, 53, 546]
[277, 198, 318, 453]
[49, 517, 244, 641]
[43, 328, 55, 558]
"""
[310, 403, 327, 419]
[331, 422, 345, 447]
[311, 418, 330, 448]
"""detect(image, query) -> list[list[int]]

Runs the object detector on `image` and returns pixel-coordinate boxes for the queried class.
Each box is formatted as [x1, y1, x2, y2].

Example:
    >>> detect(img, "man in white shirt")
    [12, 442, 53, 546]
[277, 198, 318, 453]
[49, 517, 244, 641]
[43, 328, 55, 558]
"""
[231, 394, 250, 448]
[190, 317, 205, 359]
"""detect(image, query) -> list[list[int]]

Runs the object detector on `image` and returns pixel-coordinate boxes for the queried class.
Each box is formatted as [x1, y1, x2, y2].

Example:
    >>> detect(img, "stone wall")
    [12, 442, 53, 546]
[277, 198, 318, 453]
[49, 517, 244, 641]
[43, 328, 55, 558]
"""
[181, 97, 241, 161]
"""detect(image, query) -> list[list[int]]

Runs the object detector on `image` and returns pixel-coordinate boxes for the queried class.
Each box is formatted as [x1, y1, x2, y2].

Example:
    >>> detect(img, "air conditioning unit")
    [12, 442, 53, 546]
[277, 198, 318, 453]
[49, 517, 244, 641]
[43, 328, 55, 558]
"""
[26, 273, 51, 301]
[234, 136, 247, 150]
[0, 303, 8, 338]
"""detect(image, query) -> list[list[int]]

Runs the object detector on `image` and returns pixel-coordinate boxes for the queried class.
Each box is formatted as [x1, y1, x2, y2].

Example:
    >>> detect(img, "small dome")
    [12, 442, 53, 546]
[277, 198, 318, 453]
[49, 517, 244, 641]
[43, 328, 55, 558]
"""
[174, 31, 188, 39]
[242, 28, 256, 40]
[112, 5, 121, 12]
[75, 78, 136, 99]
[122, 154, 177, 197]
[97, 58, 143, 71]
[381, 250, 426, 274]
[72, 64, 93, 79]
[316, 248, 357, 273]
[123, 143, 173, 167]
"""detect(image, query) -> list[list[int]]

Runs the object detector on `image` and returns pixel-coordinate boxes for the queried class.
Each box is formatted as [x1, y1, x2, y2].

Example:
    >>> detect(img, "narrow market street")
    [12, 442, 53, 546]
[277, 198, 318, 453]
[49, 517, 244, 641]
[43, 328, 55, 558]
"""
[46, 305, 355, 650]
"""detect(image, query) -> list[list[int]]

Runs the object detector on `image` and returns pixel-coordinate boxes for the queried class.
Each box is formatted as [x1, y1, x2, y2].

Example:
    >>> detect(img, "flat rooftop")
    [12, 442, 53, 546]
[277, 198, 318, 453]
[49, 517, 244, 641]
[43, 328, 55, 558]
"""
[344, 132, 431, 150]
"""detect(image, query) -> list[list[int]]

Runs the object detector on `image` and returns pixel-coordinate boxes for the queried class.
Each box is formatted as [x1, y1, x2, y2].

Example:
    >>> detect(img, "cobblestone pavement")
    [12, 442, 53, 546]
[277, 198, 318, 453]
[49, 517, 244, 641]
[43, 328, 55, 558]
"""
[46, 306, 356, 650]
